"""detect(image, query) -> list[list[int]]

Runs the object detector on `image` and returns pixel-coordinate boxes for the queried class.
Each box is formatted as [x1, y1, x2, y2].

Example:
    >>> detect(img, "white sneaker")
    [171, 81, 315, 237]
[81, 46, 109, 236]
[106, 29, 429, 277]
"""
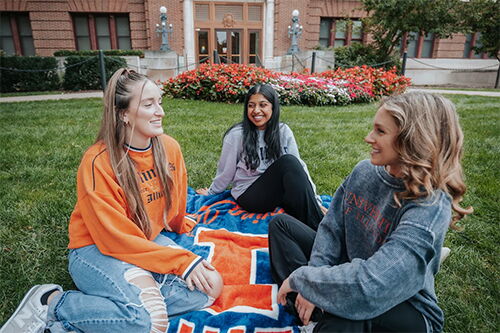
[0, 284, 62, 333]
[440, 247, 451, 265]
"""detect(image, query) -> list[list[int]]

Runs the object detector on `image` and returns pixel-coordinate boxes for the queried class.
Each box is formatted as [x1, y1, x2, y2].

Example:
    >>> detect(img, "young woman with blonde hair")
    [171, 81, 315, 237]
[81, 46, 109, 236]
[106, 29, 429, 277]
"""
[269, 92, 472, 332]
[2, 68, 222, 333]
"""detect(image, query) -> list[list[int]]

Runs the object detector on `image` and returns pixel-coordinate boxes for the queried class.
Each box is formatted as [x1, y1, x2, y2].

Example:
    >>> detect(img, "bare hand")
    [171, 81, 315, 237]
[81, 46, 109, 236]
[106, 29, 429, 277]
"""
[185, 260, 216, 294]
[196, 187, 209, 195]
[320, 205, 328, 215]
[296, 293, 315, 325]
[277, 277, 294, 306]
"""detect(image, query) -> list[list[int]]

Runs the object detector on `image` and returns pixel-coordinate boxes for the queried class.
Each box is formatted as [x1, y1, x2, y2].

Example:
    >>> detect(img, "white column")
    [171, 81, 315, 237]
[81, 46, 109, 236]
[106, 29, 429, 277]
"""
[183, 0, 196, 70]
[264, 0, 275, 68]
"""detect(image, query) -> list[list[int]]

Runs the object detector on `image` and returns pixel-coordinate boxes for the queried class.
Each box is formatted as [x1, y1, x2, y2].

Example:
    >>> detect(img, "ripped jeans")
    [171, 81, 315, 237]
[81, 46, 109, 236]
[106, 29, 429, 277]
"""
[46, 233, 212, 333]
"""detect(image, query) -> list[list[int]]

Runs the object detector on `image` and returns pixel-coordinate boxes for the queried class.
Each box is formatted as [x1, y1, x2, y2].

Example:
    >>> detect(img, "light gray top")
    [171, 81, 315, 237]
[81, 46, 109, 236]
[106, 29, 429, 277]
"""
[207, 123, 321, 205]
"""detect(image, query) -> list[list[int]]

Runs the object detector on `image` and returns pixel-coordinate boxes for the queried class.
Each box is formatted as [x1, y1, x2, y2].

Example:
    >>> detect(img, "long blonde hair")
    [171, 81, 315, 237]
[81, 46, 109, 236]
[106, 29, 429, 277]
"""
[381, 92, 473, 229]
[96, 68, 172, 238]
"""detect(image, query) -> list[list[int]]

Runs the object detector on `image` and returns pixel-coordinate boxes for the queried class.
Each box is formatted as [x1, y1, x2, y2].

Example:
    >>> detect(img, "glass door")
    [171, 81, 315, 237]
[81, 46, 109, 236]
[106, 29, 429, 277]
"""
[215, 30, 241, 64]
[196, 30, 210, 64]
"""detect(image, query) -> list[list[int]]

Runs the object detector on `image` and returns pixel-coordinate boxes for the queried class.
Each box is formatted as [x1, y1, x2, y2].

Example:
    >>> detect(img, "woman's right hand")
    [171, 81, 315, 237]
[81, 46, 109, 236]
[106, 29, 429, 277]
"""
[185, 260, 223, 298]
[196, 187, 209, 195]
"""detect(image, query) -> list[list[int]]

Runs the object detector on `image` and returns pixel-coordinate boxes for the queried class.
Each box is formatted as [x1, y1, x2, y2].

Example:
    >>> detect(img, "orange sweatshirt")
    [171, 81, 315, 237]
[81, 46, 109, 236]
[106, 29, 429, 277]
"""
[68, 134, 201, 279]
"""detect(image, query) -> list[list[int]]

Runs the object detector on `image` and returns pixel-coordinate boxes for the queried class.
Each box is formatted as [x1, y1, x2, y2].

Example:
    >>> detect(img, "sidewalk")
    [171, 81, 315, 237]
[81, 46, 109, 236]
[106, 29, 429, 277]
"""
[0, 91, 103, 103]
[0, 87, 499, 103]
[408, 87, 500, 97]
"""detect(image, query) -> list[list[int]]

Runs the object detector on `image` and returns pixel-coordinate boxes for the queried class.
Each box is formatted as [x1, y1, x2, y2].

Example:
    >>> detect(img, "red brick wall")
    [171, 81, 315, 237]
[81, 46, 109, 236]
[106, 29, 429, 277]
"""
[0, 0, 152, 56]
[0, 0, 474, 59]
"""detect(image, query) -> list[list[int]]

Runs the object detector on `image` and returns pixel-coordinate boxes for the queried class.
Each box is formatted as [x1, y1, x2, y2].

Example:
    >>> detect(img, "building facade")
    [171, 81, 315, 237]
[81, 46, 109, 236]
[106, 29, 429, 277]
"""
[0, 0, 493, 66]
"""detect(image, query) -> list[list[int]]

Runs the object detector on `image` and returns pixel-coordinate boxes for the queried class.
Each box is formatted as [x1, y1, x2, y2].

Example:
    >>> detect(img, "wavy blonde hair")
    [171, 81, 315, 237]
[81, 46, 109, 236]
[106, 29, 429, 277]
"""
[96, 68, 172, 238]
[381, 92, 472, 229]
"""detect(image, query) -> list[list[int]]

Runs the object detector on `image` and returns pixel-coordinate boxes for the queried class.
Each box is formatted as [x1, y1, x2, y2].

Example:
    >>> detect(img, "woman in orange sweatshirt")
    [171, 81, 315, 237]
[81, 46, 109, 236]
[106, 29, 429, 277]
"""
[2, 68, 223, 333]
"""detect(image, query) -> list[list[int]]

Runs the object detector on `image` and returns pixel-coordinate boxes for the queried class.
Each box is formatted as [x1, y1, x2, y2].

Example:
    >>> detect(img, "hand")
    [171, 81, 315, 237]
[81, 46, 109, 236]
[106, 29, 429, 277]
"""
[185, 260, 220, 295]
[296, 293, 315, 325]
[196, 187, 209, 195]
[277, 278, 295, 306]
[320, 205, 328, 215]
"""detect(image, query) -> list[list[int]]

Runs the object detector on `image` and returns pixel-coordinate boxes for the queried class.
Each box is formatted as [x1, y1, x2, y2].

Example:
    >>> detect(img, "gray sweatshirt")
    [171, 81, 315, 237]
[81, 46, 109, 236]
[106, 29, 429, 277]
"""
[289, 160, 451, 332]
[207, 123, 321, 205]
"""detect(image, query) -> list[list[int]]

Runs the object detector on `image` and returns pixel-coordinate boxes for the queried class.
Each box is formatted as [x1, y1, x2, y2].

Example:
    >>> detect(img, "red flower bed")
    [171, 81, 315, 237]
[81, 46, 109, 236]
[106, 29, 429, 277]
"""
[316, 65, 411, 97]
[161, 64, 411, 106]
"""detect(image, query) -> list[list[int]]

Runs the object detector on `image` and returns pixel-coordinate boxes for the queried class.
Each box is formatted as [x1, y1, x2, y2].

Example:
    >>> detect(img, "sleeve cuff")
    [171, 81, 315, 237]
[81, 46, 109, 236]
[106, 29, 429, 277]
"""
[181, 256, 204, 280]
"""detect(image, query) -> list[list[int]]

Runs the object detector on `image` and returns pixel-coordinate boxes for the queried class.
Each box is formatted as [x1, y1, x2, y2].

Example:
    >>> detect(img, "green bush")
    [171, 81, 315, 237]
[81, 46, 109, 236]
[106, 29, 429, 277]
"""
[62, 56, 126, 91]
[54, 49, 144, 57]
[0, 56, 61, 93]
[332, 43, 401, 70]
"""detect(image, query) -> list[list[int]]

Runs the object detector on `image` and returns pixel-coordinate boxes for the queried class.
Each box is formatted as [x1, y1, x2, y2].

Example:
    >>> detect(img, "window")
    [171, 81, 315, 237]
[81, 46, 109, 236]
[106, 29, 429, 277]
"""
[0, 12, 35, 55]
[318, 18, 363, 48]
[72, 13, 131, 50]
[463, 33, 489, 59]
[401, 32, 434, 58]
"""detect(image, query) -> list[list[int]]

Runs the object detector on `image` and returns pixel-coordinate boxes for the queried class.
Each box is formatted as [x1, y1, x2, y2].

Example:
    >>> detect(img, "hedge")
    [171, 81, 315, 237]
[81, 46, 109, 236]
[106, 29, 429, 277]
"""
[54, 50, 144, 57]
[0, 56, 60, 93]
[62, 56, 127, 91]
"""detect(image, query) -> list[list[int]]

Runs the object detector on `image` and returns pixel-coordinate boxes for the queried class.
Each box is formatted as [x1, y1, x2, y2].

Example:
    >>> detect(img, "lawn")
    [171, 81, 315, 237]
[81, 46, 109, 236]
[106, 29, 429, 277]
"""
[0, 95, 498, 332]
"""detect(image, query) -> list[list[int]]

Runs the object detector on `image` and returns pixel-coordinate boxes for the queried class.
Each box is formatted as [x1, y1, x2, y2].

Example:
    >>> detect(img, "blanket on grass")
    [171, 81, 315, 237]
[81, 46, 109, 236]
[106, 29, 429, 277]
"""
[162, 188, 331, 333]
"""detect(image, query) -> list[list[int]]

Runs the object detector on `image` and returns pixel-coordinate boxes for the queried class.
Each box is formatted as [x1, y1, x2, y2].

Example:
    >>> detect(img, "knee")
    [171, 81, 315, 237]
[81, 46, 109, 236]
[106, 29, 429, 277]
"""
[269, 214, 292, 237]
[205, 269, 223, 300]
[277, 154, 301, 169]
[124, 267, 169, 333]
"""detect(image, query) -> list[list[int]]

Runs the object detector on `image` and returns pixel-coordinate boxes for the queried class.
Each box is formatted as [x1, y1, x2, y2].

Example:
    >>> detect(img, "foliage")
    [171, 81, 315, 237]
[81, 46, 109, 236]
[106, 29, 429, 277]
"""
[0, 96, 499, 332]
[332, 43, 401, 70]
[316, 65, 411, 97]
[361, 0, 462, 56]
[162, 64, 411, 106]
[0, 56, 60, 93]
[457, 0, 500, 60]
[162, 63, 276, 103]
[62, 56, 126, 91]
[54, 49, 144, 58]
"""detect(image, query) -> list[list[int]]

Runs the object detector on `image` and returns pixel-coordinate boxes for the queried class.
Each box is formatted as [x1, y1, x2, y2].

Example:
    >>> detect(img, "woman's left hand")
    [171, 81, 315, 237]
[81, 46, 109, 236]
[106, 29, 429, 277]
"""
[295, 293, 315, 325]
[196, 187, 209, 195]
[277, 277, 294, 306]
[320, 205, 328, 215]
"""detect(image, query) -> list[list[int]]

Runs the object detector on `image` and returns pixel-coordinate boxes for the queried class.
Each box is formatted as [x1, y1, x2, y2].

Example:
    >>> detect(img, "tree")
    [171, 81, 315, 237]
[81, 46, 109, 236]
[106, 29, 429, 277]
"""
[361, 0, 462, 56]
[458, 0, 500, 87]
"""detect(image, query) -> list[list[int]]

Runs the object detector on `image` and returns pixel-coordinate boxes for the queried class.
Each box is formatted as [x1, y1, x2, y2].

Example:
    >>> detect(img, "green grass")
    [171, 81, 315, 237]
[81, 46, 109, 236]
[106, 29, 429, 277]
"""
[1, 95, 498, 332]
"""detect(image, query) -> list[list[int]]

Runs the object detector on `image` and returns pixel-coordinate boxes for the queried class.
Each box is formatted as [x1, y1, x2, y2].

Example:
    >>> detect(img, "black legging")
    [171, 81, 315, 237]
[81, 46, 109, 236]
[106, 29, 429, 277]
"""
[236, 154, 323, 230]
[269, 214, 427, 333]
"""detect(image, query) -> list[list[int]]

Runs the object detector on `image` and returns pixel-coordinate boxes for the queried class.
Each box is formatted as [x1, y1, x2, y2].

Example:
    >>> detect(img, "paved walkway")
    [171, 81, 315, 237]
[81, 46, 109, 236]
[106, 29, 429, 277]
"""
[0, 87, 499, 103]
[408, 87, 500, 97]
[0, 91, 103, 103]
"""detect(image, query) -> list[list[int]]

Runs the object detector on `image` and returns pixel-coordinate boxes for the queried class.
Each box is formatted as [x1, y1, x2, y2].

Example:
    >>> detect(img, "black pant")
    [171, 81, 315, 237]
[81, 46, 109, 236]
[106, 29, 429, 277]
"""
[269, 215, 427, 333]
[237, 154, 323, 230]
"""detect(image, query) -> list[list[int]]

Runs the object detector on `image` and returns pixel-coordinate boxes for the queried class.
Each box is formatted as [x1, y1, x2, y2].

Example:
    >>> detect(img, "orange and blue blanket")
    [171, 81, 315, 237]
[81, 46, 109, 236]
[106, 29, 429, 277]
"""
[163, 188, 331, 333]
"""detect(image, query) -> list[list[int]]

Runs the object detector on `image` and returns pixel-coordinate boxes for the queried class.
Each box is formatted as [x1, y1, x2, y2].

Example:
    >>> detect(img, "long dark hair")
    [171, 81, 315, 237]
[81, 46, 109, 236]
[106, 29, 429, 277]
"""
[226, 84, 282, 170]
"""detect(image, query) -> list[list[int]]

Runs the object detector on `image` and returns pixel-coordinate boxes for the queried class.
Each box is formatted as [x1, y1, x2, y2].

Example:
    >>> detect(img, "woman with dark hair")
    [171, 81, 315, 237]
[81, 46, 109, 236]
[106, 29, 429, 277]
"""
[197, 84, 326, 230]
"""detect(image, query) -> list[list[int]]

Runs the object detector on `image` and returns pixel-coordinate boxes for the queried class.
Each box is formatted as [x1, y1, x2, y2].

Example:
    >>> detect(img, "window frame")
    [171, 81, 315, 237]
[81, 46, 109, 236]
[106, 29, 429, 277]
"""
[463, 33, 489, 59]
[0, 12, 35, 56]
[319, 18, 364, 48]
[72, 13, 131, 51]
[400, 31, 435, 58]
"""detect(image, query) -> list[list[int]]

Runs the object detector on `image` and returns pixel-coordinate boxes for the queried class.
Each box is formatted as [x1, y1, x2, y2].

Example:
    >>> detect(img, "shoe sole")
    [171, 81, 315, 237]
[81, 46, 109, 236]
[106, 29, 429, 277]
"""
[0, 285, 43, 333]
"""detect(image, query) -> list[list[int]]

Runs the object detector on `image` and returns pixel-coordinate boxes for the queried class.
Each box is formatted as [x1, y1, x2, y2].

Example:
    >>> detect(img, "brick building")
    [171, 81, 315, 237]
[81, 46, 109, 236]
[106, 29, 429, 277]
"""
[0, 0, 492, 66]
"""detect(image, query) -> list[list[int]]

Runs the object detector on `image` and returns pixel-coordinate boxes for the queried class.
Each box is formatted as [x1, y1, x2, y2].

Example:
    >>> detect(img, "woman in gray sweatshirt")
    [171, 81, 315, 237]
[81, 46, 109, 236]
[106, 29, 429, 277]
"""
[197, 84, 326, 230]
[269, 92, 472, 332]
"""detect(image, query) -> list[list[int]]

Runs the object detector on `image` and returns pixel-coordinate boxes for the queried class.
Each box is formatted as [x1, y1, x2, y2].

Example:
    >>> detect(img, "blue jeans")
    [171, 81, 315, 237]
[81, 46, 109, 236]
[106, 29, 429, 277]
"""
[46, 233, 211, 333]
